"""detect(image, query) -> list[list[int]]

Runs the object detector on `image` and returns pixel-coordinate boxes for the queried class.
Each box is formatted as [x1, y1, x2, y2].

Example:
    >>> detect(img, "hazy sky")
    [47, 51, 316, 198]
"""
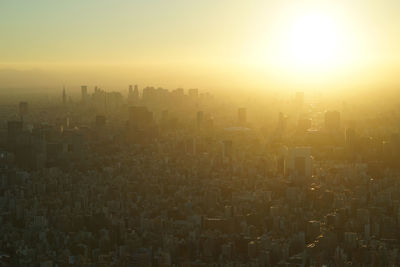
[1, 0, 400, 91]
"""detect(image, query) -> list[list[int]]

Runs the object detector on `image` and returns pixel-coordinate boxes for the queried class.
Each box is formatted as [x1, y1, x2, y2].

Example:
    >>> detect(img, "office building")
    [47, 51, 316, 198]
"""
[62, 87, 67, 105]
[197, 111, 204, 128]
[129, 106, 153, 128]
[81, 85, 88, 103]
[188, 88, 199, 97]
[222, 140, 233, 159]
[285, 147, 312, 178]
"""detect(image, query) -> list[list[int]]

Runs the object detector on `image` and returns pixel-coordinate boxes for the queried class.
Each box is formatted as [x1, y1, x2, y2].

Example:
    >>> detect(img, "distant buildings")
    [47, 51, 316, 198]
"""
[62, 87, 67, 106]
[81, 85, 88, 103]
[128, 106, 153, 129]
[286, 147, 313, 178]
[188, 88, 199, 98]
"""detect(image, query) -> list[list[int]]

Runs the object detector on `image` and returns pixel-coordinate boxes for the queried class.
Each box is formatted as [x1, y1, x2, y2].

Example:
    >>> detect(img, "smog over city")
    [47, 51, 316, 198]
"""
[1, 1, 400, 266]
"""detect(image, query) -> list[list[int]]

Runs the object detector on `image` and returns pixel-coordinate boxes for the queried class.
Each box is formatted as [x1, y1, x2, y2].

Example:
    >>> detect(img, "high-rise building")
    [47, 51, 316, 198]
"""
[129, 106, 153, 128]
[285, 147, 312, 178]
[188, 88, 199, 97]
[81, 85, 88, 103]
[297, 118, 312, 132]
[133, 85, 139, 100]
[325, 111, 340, 131]
[222, 140, 233, 159]
[345, 128, 356, 148]
[238, 108, 247, 126]
[128, 85, 140, 102]
[197, 111, 204, 128]
[62, 87, 67, 105]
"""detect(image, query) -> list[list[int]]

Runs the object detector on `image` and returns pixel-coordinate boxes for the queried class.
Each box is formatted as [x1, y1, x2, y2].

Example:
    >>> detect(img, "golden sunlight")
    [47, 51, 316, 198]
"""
[253, 4, 362, 80]
[285, 12, 344, 69]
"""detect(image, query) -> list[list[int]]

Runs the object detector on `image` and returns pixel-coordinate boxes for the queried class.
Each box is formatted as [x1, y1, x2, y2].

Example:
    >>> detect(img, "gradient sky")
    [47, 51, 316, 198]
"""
[1, 0, 400, 91]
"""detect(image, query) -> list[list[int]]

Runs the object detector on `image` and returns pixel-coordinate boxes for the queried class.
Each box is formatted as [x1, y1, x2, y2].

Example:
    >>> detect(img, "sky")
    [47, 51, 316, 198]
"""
[1, 0, 400, 92]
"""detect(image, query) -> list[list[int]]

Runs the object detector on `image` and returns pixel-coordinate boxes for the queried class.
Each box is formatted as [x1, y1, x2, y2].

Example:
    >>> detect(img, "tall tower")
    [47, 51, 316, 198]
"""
[133, 85, 139, 100]
[62, 86, 67, 105]
[81, 85, 88, 103]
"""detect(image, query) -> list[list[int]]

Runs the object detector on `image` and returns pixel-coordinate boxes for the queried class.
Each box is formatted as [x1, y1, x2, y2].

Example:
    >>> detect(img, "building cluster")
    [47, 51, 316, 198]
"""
[0, 86, 400, 266]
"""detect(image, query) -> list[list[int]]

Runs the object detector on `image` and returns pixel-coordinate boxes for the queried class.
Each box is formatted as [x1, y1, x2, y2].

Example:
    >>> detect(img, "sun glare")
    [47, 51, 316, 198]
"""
[254, 5, 357, 79]
[286, 13, 343, 69]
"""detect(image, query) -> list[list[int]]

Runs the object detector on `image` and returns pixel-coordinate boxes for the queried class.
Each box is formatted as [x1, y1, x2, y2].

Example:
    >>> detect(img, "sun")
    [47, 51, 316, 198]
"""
[254, 6, 354, 77]
[286, 13, 343, 69]
[249, 3, 361, 82]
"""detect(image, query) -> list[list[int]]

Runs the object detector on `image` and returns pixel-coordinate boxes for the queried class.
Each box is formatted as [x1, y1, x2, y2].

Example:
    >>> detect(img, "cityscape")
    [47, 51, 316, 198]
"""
[0, 86, 399, 266]
[2, 0, 400, 266]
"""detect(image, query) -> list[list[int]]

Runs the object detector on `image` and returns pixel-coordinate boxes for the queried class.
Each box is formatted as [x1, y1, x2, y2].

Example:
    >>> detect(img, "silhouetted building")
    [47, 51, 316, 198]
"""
[133, 85, 139, 100]
[197, 111, 204, 129]
[81, 85, 88, 103]
[128, 85, 140, 102]
[222, 140, 233, 159]
[286, 147, 312, 178]
[129, 106, 153, 128]
[62, 87, 67, 106]
[188, 88, 199, 97]
[345, 128, 356, 148]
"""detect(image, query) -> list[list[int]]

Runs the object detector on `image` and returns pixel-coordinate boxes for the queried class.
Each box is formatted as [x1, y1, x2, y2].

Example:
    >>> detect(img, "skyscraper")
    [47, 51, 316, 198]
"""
[222, 140, 233, 159]
[133, 85, 139, 99]
[285, 147, 312, 178]
[188, 88, 199, 97]
[197, 111, 204, 129]
[81, 85, 88, 103]
[129, 106, 153, 128]
[62, 87, 67, 105]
